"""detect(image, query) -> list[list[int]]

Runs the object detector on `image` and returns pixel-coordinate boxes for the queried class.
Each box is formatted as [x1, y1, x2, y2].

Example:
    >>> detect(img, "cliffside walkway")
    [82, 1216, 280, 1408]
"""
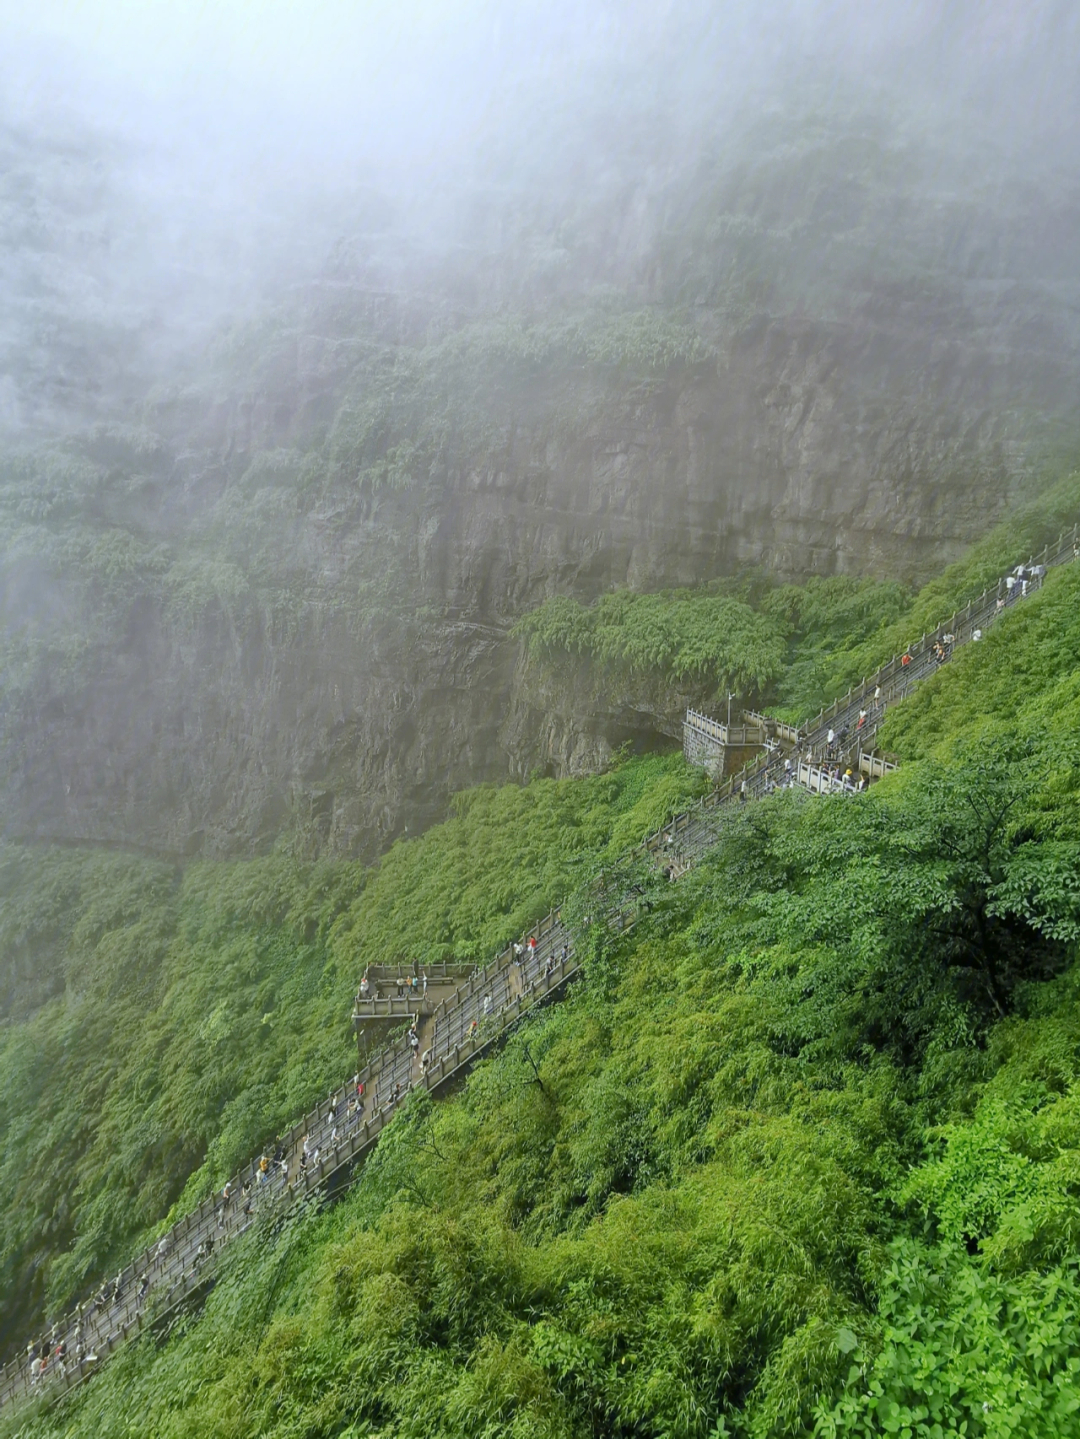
[3, 525, 1077, 1411]
[679, 526, 1079, 816]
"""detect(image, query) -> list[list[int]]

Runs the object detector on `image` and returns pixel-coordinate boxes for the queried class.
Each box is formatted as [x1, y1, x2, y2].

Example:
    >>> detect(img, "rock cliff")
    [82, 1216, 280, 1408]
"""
[3, 87, 1080, 858]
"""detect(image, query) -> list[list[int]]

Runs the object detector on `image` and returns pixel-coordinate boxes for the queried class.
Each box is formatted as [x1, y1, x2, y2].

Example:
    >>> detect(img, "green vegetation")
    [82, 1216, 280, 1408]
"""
[513, 574, 911, 716]
[7, 46, 1080, 1435]
[821, 470, 1080, 709]
[513, 590, 788, 697]
[0, 754, 705, 1350]
[760, 577, 910, 719]
[514, 471, 1080, 725]
[0, 516, 1079, 1435]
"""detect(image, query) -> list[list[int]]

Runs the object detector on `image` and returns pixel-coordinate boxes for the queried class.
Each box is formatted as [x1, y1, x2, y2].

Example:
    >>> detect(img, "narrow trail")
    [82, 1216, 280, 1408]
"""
[5, 525, 1076, 1411]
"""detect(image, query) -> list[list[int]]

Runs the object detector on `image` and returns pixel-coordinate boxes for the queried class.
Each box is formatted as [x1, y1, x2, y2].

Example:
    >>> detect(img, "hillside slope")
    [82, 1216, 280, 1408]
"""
[2, 520, 1080, 1434]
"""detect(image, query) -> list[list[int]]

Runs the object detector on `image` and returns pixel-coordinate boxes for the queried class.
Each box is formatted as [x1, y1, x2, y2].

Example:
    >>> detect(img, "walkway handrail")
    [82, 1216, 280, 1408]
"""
[651, 523, 1080, 848]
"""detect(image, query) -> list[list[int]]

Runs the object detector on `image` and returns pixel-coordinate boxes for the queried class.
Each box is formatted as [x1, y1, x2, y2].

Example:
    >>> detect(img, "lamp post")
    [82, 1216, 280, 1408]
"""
[727, 691, 735, 729]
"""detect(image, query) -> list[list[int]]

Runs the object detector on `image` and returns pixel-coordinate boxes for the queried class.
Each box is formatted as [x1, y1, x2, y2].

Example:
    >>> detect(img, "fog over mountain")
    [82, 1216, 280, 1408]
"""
[1, 0, 1079, 858]
[4, 0, 1076, 427]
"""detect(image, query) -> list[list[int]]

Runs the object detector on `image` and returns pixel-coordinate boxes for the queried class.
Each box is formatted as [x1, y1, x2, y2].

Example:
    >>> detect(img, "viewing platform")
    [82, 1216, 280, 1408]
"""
[352, 961, 479, 1058]
[682, 708, 766, 772]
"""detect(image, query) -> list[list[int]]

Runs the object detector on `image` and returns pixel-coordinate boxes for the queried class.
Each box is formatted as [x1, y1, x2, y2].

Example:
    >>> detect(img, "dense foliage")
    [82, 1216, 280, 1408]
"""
[513, 589, 788, 697]
[0, 754, 705, 1352]
[0, 525, 1078, 1436]
[513, 471, 1080, 723]
[513, 573, 910, 714]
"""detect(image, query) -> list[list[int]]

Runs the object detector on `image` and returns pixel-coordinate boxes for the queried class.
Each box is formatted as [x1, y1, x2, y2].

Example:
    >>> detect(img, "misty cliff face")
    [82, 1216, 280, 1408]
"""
[0, 307, 1071, 859]
[3, 82, 1080, 858]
